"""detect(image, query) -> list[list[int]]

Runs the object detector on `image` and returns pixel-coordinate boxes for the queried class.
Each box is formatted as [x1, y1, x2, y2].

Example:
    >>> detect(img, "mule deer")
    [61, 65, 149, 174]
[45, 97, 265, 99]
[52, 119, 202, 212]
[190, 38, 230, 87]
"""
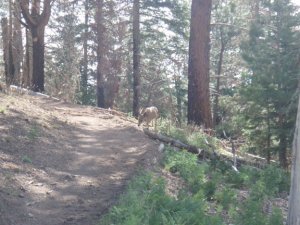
[138, 106, 159, 129]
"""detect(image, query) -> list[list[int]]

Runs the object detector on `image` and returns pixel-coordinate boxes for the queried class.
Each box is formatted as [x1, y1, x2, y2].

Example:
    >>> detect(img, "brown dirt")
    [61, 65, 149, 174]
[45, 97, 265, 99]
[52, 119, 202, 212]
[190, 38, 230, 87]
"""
[0, 92, 161, 225]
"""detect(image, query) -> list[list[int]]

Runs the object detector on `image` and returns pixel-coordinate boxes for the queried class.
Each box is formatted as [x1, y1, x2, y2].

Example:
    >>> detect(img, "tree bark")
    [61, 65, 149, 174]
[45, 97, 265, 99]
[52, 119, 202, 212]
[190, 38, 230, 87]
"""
[31, 26, 45, 92]
[1, 17, 15, 86]
[287, 96, 300, 225]
[12, 1, 23, 85]
[175, 75, 182, 127]
[187, 0, 213, 129]
[22, 29, 32, 87]
[143, 128, 203, 155]
[213, 35, 225, 127]
[278, 114, 288, 169]
[81, 0, 89, 104]
[18, 0, 52, 92]
[95, 0, 105, 108]
[132, 0, 141, 118]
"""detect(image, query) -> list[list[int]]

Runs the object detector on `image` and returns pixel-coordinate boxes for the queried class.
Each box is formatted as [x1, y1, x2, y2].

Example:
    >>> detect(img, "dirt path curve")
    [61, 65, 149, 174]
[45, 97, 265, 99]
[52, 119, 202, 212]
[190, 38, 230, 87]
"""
[0, 94, 159, 225]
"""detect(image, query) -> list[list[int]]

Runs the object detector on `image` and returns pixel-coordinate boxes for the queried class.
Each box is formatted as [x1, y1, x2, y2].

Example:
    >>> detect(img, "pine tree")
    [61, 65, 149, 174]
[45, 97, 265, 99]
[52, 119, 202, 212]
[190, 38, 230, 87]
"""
[240, 0, 300, 167]
[188, 0, 213, 129]
[46, 2, 81, 102]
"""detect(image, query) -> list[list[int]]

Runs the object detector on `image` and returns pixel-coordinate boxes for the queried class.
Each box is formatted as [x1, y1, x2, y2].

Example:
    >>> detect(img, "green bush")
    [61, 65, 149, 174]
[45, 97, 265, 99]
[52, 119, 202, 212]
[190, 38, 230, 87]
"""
[203, 180, 217, 200]
[245, 165, 290, 198]
[163, 148, 208, 193]
[99, 172, 224, 225]
[169, 127, 188, 144]
[235, 198, 284, 225]
[187, 132, 219, 152]
[249, 180, 267, 201]
[158, 121, 188, 144]
[268, 207, 284, 225]
[259, 165, 290, 196]
[224, 170, 246, 188]
[215, 187, 236, 210]
[235, 199, 267, 225]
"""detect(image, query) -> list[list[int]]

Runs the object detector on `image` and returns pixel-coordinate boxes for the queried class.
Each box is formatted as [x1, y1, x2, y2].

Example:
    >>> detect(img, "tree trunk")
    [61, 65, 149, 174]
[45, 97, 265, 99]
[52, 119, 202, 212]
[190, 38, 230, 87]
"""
[18, 0, 52, 92]
[175, 75, 182, 127]
[22, 29, 32, 87]
[12, 1, 23, 86]
[187, 0, 213, 129]
[266, 105, 271, 164]
[31, 27, 45, 92]
[278, 114, 288, 169]
[95, 0, 105, 108]
[287, 96, 300, 225]
[132, 0, 141, 118]
[81, 0, 89, 104]
[279, 132, 288, 169]
[213, 37, 225, 127]
[1, 17, 15, 86]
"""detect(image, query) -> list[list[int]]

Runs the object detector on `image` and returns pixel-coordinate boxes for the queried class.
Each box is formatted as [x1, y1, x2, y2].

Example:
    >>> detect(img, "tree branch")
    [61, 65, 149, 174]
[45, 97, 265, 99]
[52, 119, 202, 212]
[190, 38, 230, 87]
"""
[38, 0, 52, 27]
[18, 0, 37, 27]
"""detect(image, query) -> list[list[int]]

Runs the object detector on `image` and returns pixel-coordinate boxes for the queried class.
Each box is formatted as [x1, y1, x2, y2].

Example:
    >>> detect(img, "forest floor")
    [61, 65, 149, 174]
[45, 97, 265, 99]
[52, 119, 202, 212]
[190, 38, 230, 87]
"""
[0, 92, 161, 225]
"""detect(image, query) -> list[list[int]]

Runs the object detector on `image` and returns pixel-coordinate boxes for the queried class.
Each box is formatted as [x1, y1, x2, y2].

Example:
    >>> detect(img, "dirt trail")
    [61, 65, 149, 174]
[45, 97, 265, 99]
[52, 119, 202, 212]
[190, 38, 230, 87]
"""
[0, 93, 159, 225]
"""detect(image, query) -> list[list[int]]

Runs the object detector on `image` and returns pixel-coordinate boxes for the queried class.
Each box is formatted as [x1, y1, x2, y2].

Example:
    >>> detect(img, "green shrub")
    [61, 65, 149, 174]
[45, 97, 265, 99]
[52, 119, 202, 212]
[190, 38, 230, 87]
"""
[235, 198, 284, 225]
[158, 121, 188, 143]
[215, 187, 236, 210]
[203, 180, 217, 200]
[187, 132, 218, 152]
[169, 127, 188, 144]
[259, 165, 290, 196]
[213, 160, 232, 174]
[163, 148, 208, 193]
[224, 170, 245, 188]
[0, 107, 5, 114]
[22, 155, 32, 163]
[28, 126, 39, 140]
[239, 166, 261, 188]
[249, 180, 267, 201]
[235, 199, 267, 225]
[268, 207, 284, 225]
[99, 172, 224, 225]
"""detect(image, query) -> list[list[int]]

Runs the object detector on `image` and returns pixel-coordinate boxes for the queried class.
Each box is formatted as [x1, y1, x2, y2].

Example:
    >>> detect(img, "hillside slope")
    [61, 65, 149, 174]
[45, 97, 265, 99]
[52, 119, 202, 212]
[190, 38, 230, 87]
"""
[0, 92, 159, 225]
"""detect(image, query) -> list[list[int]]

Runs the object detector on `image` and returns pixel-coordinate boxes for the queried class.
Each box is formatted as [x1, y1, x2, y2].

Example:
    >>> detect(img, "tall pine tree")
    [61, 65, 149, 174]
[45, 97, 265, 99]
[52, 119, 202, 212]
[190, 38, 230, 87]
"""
[240, 0, 300, 167]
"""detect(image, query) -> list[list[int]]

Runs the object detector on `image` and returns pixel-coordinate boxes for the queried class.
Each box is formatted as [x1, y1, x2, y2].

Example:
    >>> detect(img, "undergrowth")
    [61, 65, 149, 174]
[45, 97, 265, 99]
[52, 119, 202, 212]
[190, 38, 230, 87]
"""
[99, 126, 289, 225]
[99, 171, 223, 225]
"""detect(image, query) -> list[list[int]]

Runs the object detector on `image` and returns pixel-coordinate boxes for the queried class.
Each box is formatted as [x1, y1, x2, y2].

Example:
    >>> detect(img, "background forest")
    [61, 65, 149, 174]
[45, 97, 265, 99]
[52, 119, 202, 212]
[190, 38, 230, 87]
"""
[1, 0, 300, 224]
[1, 0, 299, 168]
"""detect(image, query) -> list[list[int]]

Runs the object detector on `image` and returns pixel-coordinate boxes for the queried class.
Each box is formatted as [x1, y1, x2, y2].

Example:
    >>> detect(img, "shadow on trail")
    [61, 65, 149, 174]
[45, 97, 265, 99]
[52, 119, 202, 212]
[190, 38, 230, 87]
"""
[0, 96, 159, 225]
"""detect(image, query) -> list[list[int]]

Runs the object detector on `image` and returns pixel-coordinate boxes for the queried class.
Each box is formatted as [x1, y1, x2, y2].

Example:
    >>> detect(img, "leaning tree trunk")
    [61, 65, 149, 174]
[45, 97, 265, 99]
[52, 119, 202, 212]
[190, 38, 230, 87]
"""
[287, 95, 300, 225]
[132, 0, 141, 118]
[187, 0, 213, 129]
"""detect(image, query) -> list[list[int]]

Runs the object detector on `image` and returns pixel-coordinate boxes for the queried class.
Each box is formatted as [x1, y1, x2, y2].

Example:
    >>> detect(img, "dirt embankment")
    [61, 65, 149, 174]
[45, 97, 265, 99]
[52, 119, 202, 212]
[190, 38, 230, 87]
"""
[0, 93, 160, 225]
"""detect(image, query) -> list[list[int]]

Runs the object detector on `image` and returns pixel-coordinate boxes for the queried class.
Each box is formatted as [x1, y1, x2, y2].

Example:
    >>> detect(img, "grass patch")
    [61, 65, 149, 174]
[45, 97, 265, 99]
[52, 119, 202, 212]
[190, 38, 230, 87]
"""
[27, 125, 39, 140]
[22, 155, 32, 163]
[0, 107, 5, 114]
[99, 172, 223, 225]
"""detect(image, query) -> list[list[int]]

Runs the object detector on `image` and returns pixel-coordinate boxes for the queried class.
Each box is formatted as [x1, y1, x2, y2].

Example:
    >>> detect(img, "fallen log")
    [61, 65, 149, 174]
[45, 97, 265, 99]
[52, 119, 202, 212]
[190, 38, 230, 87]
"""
[143, 128, 268, 169]
[143, 128, 208, 156]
